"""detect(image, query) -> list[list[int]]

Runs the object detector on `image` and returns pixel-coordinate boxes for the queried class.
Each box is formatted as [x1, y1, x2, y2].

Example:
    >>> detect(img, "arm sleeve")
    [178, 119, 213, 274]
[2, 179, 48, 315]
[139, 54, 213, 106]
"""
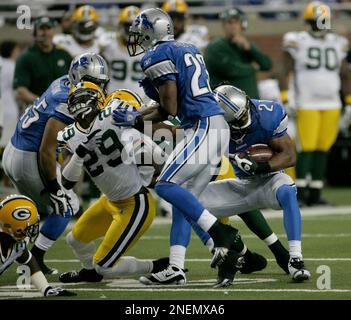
[13, 53, 31, 89]
[272, 102, 288, 138]
[248, 43, 272, 71]
[205, 43, 256, 79]
[62, 152, 84, 182]
[282, 32, 299, 59]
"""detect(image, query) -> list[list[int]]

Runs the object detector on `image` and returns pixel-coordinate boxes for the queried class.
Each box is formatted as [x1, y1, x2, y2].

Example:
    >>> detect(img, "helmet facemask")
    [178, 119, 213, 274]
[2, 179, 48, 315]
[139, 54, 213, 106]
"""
[68, 85, 105, 128]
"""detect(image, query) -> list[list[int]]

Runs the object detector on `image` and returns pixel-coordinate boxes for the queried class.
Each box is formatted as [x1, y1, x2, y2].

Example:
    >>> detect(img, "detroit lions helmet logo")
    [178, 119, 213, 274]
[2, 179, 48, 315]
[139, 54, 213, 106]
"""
[138, 13, 154, 30]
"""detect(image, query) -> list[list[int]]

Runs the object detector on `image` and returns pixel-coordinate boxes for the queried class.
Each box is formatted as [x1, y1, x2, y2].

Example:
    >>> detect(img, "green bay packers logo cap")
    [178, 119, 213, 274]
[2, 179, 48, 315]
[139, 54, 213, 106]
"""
[12, 208, 31, 221]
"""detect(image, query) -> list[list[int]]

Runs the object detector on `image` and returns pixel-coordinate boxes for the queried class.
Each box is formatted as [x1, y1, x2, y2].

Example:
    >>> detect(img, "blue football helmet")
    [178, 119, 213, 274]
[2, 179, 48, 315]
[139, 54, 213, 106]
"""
[214, 85, 252, 132]
[127, 8, 174, 56]
[68, 53, 110, 92]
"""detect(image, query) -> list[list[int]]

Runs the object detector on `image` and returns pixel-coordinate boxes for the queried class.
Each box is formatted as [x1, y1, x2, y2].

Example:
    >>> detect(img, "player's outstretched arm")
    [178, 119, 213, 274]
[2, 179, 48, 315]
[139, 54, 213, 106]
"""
[268, 134, 296, 171]
[16, 249, 76, 297]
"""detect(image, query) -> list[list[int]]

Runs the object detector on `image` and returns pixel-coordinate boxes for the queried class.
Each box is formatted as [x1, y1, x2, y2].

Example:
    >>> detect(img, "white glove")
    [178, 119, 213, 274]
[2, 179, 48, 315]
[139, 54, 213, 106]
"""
[47, 179, 73, 217]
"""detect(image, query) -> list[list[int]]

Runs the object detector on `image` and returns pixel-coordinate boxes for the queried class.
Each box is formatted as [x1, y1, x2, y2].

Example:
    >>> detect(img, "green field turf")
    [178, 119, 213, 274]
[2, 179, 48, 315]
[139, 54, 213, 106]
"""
[1, 198, 351, 300]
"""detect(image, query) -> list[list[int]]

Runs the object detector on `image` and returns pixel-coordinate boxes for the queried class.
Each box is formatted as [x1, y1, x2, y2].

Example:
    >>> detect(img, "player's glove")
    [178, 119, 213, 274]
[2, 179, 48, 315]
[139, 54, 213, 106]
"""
[75, 129, 102, 158]
[46, 179, 73, 217]
[231, 153, 271, 175]
[44, 286, 76, 297]
[112, 105, 143, 128]
[139, 77, 160, 103]
[231, 153, 258, 175]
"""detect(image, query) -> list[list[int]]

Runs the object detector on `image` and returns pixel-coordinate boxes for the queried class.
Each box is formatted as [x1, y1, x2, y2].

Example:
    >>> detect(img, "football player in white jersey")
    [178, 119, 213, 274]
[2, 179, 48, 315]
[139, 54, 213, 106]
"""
[58, 84, 168, 282]
[101, 6, 144, 96]
[53, 5, 101, 57]
[281, 1, 351, 206]
[162, 0, 209, 52]
[0, 195, 75, 296]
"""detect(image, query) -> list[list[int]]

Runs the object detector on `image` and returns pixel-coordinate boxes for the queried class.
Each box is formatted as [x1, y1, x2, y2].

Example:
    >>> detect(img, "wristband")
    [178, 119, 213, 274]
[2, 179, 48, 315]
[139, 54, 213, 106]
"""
[31, 271, 50, 294]
[46, 179, 61, 193]
[255, 162, 271, 174]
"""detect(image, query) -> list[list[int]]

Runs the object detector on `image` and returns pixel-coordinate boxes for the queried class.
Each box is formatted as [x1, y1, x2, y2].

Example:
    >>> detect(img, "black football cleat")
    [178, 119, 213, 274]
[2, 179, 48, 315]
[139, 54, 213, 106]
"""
[213, 250, 243, 288]
[59, 268, 103, 283]
[239, 251, 267, 274]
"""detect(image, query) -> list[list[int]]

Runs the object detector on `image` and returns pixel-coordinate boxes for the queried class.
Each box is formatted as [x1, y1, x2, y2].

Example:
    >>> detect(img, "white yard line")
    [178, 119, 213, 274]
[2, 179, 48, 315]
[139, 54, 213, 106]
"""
[151, 206, 351, 225]
[45, 257, 351, 263]
[140, 233, 351, 240]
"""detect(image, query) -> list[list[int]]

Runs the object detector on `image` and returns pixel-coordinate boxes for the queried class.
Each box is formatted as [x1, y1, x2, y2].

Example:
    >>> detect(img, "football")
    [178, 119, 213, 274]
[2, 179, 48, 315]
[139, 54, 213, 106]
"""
[246, 144, 274, 163]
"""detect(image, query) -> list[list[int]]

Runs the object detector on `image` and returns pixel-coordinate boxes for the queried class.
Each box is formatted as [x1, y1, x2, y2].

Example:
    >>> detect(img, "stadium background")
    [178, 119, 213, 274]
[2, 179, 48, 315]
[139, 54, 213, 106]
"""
[0, 0, 351, 300]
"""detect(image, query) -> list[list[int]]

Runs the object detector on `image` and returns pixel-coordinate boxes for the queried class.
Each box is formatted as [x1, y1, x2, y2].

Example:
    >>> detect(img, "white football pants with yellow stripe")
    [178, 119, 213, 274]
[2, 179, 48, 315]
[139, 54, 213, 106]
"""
[66, 188, 156, 277]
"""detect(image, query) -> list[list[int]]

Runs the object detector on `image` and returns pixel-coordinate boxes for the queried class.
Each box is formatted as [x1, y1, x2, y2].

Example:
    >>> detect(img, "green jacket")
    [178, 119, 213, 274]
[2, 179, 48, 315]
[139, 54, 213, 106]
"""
[204, 37, 272, 98]
[13, 44, 72, 96]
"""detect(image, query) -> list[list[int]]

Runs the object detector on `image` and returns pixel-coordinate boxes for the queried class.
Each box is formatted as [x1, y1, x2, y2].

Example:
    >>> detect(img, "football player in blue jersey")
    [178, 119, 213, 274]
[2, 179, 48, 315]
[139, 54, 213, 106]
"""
[196, 85, 311, 285]
[2, 52, 110, 274]
[113, 8, 249, 284]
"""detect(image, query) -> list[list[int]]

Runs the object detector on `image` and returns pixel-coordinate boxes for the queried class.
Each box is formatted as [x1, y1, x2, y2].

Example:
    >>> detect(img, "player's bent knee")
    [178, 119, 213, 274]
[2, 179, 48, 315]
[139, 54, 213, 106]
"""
[276, 184, 297, 208]
[155, 181, 174, 198]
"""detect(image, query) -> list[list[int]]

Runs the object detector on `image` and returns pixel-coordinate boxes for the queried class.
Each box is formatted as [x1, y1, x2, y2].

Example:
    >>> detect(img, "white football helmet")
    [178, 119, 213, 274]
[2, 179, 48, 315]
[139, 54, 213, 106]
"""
[214, 85, 252, 131]
[69, 53, 110, 92]
[127, 8, 174, 56]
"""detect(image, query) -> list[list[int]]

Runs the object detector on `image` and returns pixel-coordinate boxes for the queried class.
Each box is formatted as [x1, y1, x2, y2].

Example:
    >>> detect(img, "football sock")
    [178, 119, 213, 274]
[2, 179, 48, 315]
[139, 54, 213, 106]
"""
[40, 213, 70, 240]
[276, 184, 302, 242]
[309, 151, 327, 203]
[169, 245, 186, 269]
[66, 231, 95, 269]
[155, 182, 216, 228]
[296, 151, 313, 180]
[238, 210, 274, 240]
[263, 233, 279, 246]
[310, 151, 328, 181]
[288, 240, 302, 258]
[268, 239, 289, 256]
[33, 233, 55, 252]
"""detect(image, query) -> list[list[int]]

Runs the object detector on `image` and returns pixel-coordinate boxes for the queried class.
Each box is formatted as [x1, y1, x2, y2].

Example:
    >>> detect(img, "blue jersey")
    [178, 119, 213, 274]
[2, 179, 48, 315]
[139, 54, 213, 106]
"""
[140, 41, 223, 129]
[229, 100, 288, 178]
[11, 76, 74, 152]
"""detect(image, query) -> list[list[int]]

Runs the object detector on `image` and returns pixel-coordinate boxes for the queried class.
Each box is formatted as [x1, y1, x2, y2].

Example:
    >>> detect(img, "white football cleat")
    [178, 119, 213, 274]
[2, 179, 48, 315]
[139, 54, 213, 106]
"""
[139, 264, 186, 285]
[288, 257, 311, 282]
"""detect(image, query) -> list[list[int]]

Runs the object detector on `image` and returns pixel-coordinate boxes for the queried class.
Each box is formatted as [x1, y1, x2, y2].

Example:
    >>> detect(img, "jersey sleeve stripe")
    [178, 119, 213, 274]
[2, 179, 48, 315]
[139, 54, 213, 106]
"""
[144, 60, 177, 80]
[55, 103, 74, 121]
[273, 114, 288, 136]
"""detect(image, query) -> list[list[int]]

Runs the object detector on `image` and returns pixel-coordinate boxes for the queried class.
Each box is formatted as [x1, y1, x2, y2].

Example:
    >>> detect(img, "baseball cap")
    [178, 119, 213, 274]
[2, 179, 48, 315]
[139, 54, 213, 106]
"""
[219, 8, 244, 21]
[34, 16, 56, 28]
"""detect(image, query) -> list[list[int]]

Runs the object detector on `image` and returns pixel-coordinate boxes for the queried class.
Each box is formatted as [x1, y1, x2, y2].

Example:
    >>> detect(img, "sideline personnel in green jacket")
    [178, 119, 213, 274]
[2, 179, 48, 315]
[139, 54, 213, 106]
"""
[205, 8, 272, 98]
